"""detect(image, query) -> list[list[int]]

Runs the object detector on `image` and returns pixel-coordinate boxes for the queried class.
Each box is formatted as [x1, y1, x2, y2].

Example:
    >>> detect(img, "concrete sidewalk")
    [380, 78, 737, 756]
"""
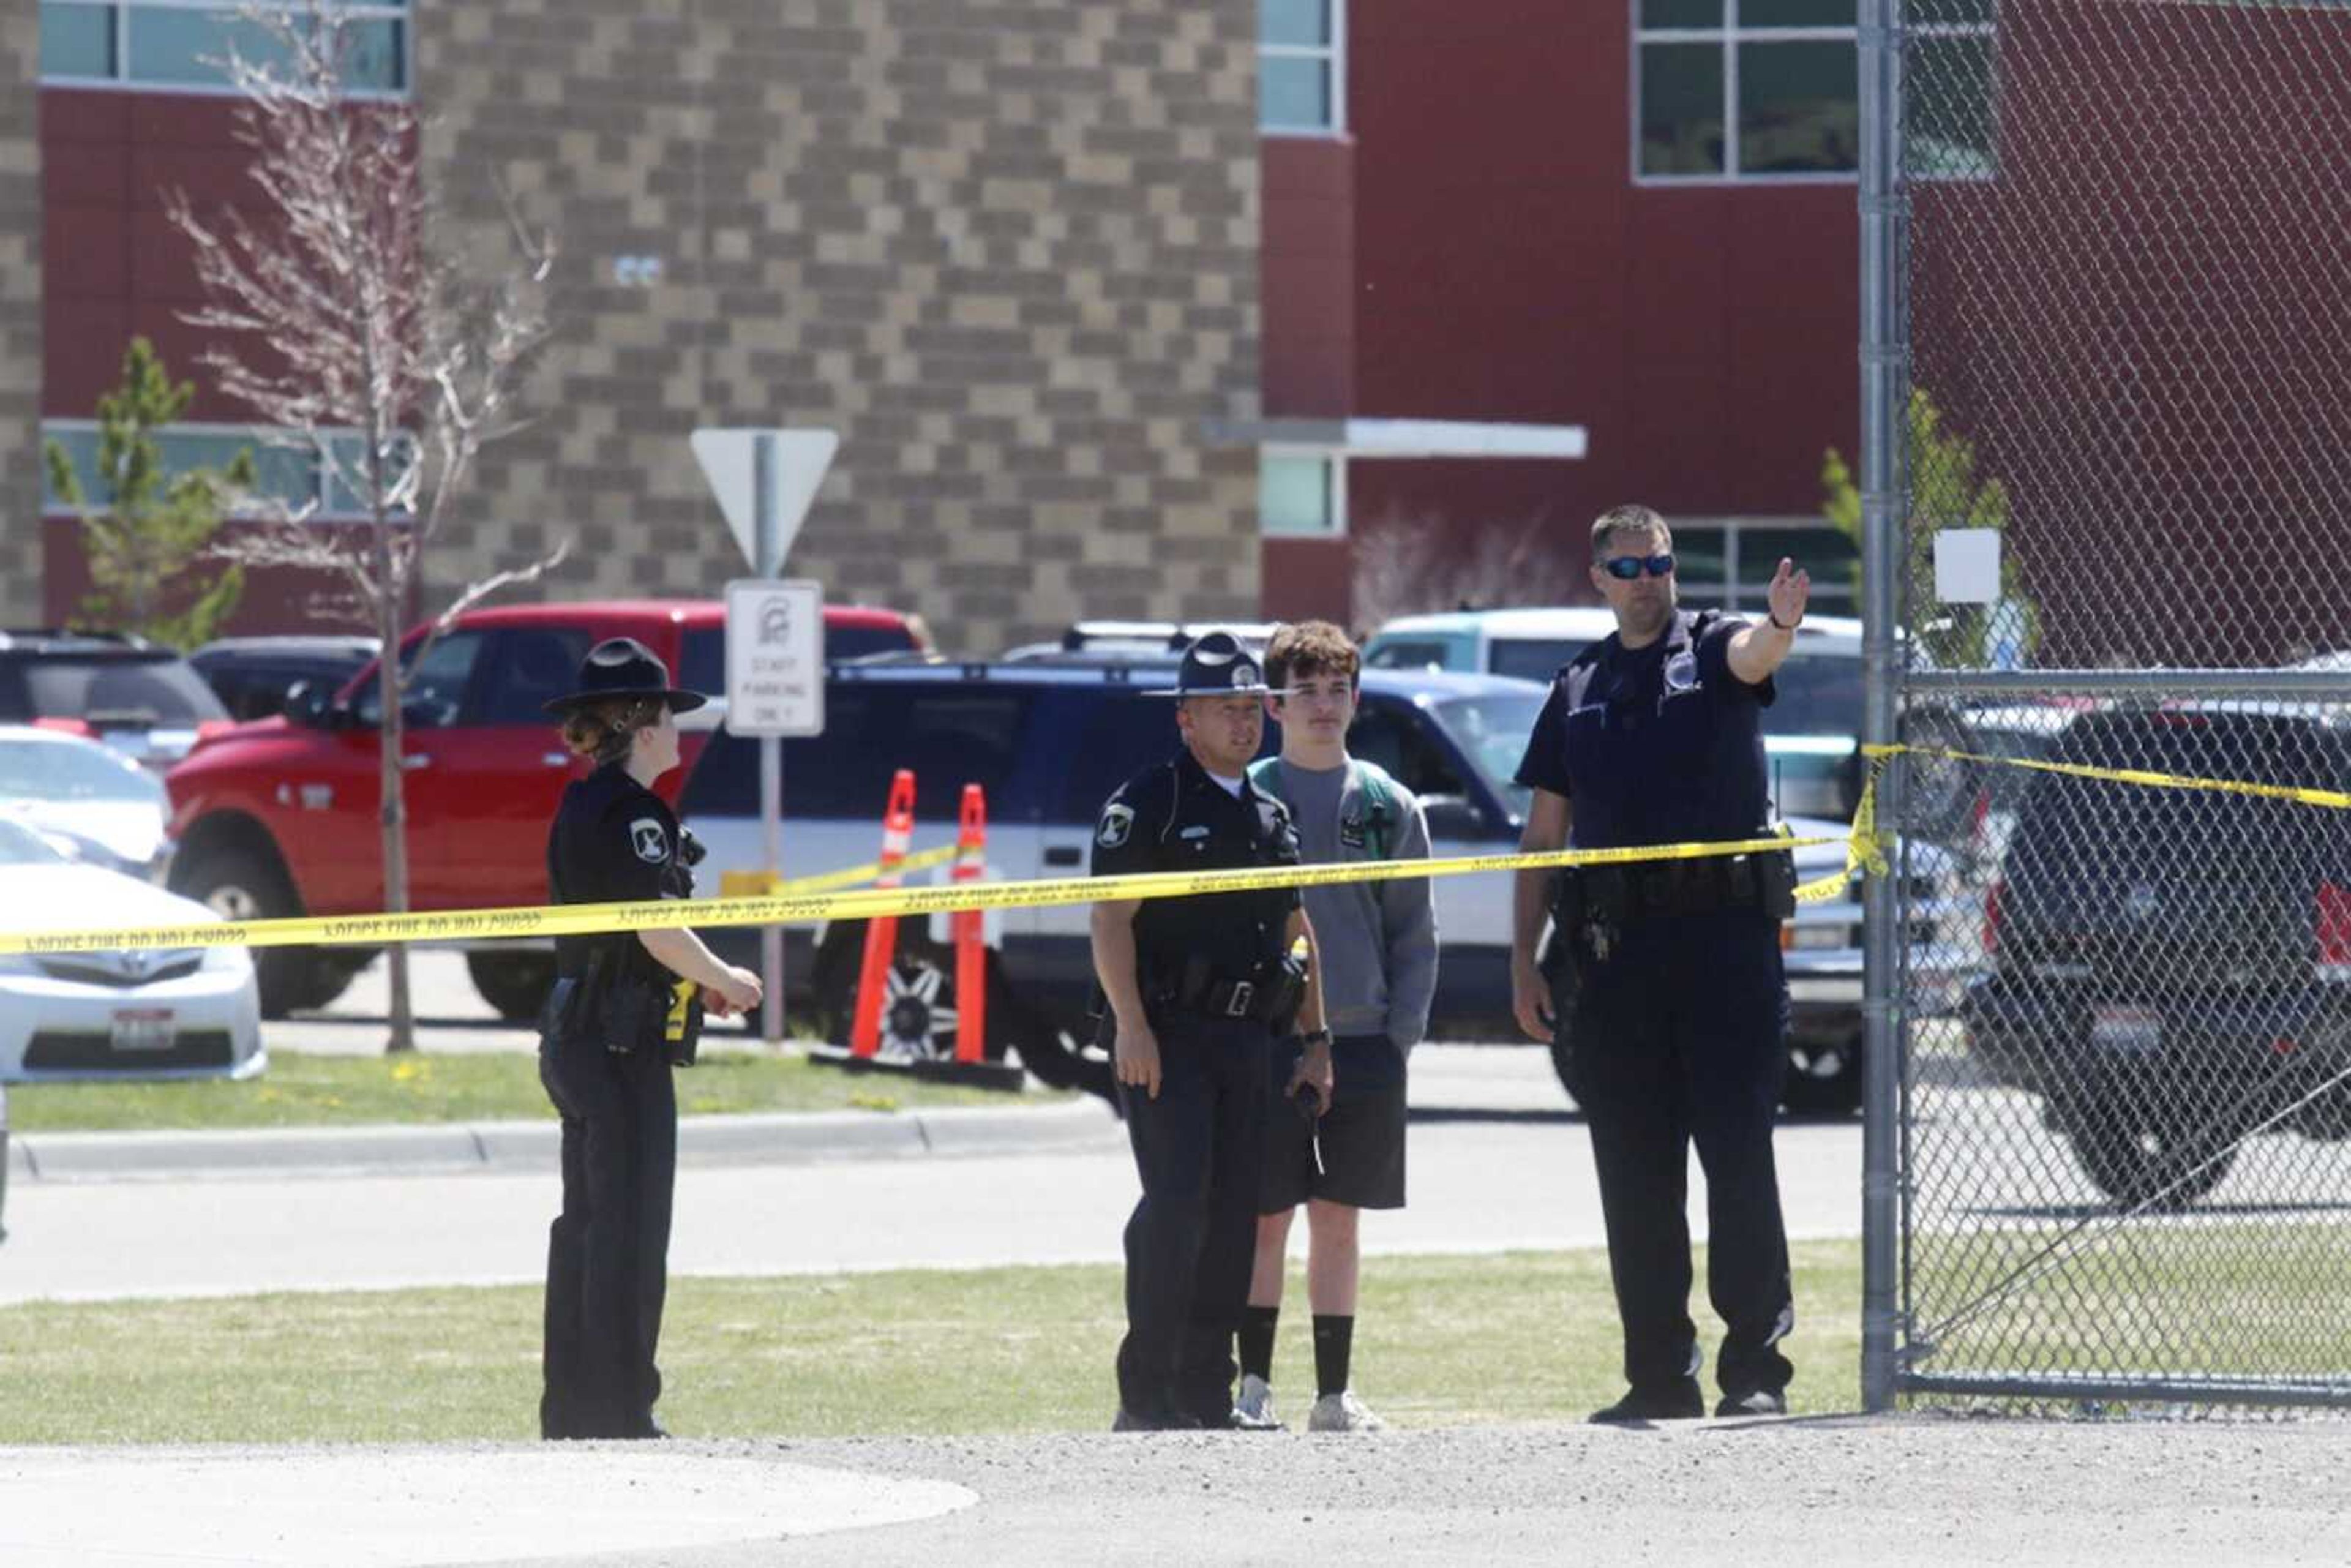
[4, 1097, 1124, 1185]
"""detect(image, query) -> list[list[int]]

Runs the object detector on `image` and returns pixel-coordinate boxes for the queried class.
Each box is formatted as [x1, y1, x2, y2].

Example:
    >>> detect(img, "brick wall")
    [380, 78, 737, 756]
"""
[0, 10, 40, 625]
[418, 0, 1261, 656]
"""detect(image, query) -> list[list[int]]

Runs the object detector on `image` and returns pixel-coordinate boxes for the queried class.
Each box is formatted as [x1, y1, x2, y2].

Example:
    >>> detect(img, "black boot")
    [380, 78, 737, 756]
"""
[1588, 1379, 1706, 1424]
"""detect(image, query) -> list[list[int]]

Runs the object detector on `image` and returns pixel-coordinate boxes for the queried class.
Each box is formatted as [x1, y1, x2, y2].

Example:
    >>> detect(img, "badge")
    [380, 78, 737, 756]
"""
[630, 817, 669, 863]
[1097, 803, 1134, 849]
[1664, 650, 1698, 693]
[1339, 814, 1368, 850]
[1231, 658, 1258, 688]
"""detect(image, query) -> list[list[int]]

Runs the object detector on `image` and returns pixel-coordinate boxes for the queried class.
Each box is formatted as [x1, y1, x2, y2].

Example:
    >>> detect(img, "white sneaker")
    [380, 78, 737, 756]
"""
[1308, 1390, 1386, 1433]
[1233, 1373, 1281, 1431]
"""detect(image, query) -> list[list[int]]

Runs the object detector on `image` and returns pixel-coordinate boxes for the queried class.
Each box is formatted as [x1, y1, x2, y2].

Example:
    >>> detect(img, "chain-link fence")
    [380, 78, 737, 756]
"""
[1866, 1, 2351, 1409]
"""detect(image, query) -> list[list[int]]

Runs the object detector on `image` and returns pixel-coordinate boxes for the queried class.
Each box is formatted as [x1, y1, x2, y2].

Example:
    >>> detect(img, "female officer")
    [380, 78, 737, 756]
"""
[538, 636, 762, 1440]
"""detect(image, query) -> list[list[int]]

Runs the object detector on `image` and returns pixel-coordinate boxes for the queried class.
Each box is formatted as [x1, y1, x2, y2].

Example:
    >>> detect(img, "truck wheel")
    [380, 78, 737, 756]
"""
[1782, 1032, 1864, 1116]
[467, 951, 557, 1023]
[2056, 1086, 2236, 1210]
[810, 921, 1018, 1064]
[176, 846, 351, 1018]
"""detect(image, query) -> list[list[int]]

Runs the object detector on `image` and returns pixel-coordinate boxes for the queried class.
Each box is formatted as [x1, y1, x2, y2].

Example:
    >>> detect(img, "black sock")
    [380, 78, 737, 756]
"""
[1312, 1315, 1354, 1398]
[1239, 1305, 1280, 1382]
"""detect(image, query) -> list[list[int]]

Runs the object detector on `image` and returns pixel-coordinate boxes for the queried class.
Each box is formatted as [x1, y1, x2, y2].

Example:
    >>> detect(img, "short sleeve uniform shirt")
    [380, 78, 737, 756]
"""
[1513, 609, 1777, 851]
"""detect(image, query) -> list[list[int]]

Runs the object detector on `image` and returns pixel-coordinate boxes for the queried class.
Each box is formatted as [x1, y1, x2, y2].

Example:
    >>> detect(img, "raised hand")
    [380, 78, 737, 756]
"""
[1766, 557, 1811, 630]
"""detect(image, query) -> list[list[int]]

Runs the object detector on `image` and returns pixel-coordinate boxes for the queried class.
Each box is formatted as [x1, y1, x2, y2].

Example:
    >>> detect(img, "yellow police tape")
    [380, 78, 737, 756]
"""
[1864, 741, 2351, 811]
[21, 739, 2312, 961]
[718, 841, 961, 901]
[0, 827, 1868, 957]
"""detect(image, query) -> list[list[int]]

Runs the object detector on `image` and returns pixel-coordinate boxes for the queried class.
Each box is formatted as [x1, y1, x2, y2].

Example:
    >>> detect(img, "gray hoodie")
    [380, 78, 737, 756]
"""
[1252, 756, 1439, 1054]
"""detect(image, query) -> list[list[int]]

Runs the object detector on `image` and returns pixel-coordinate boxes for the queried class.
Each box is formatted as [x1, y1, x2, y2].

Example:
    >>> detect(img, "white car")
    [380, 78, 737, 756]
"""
[0, 723, 175, 883]
[0, 817, 264, 1082]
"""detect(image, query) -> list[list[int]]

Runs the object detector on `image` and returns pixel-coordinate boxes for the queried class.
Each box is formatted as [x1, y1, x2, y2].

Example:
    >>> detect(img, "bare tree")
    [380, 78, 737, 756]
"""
[166, 1, 564, 1052]
[1349, 514, 1585, 636]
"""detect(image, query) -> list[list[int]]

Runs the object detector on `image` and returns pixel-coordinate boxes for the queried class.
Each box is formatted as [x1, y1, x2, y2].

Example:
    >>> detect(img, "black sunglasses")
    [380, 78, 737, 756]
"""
[1600, 552, 1675, 581]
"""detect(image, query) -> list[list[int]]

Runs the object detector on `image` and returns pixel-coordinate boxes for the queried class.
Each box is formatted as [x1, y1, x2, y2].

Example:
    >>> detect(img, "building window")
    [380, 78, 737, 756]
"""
[43, 421, 412, 522]
[1666, 518, 1858, 616]
[1259, 451, 1345, 537]
[1260, 0, 1344, 136]
[38, 1, 411, 96]
[1632, 1, 1993, 182]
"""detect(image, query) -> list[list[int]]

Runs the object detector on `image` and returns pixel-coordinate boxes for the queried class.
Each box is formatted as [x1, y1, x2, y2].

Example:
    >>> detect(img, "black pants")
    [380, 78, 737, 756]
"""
[1114, 1013, 1272, 1423]
[1560, 909, 1795, 1399]
[538, 1031, 678, 1439]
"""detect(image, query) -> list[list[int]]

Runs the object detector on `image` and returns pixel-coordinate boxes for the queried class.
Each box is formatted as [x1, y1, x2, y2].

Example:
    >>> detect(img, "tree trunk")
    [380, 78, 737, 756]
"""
[377, 528, 416, 1056]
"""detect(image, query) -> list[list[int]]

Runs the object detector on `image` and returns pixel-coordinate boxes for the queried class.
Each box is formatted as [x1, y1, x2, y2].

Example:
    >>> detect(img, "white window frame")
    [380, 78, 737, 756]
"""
[1259, 0, 1348, 138]
[41, 418, 413, 523]
[37, 0, 415, 101]
[1631, 2, 1858, 187]
[1630, 3, 1997, 188]
[1258, 446, 1349, 539]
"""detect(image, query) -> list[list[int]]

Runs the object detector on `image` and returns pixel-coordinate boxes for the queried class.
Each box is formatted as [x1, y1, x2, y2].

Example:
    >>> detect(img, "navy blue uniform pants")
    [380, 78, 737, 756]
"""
[538, 1033, 677, 1439]
[1559, 909, 1795, 1399]
[1114, 1014, 1272, 1423]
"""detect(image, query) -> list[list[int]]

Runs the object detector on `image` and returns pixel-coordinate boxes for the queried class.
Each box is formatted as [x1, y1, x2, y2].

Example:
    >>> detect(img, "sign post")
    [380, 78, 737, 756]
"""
[726, 576, 824, 1044]
[697, 426, 836, 1044]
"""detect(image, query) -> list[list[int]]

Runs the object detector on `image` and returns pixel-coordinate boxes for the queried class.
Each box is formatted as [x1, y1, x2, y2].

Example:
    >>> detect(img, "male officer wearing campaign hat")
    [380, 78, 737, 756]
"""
[1089, 629, 1335, 1431]
[536, 637, 762, 1440]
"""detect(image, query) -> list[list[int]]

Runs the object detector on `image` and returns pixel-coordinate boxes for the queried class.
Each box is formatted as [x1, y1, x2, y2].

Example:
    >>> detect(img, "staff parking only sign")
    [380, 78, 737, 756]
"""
[724, 579, 826, 737]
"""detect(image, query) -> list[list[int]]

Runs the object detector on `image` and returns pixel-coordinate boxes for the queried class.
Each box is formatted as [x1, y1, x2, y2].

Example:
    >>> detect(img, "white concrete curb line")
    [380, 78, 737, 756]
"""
[6, 1096, 1122, 1184]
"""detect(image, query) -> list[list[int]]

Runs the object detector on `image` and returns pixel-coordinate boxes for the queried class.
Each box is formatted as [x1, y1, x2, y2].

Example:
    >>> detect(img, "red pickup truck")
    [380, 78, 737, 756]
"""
[162, 599, 927, 1017]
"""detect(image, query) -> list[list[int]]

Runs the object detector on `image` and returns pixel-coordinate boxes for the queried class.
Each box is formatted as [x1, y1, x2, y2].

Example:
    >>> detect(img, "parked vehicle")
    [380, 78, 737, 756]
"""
[0, 628, 231, 773]
[1363, 608, 1869, 821]
[0, 816, 264, 1082]
[190, 634, 380, 722]
[162, 599, 928, 1019]
[680, 660, 1548, 1053]
[1963, 707, 2351, 1207]
[0, 724, 174, 883]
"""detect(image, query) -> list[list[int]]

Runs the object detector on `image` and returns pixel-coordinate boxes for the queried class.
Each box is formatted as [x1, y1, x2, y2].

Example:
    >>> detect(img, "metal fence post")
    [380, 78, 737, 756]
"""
[1858, 0, 1907, 1416]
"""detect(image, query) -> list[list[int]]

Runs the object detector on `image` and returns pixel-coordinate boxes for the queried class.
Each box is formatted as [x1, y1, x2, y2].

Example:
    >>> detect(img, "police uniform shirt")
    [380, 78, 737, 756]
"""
[546, 763, 690, 978]
[1512, 609, 1775, 850]
[1090, 747, 1302, 985]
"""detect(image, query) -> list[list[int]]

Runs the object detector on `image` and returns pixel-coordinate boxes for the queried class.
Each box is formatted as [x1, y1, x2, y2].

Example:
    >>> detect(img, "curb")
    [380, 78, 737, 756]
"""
[4, 1096, 1123, 1184]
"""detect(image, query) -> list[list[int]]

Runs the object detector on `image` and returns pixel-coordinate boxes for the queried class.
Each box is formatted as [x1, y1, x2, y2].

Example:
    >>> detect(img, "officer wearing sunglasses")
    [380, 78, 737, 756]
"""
[1509, 504, 1812, 1425]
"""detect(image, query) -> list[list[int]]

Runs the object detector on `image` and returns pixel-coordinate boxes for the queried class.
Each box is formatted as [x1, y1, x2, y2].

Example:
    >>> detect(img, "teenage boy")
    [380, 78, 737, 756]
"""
[1237, 620, 1438, 1433]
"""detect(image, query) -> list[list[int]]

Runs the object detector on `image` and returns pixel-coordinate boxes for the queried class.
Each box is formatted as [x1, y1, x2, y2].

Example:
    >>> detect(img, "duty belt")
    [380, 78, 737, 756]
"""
[1558, 846, 1797, 924]
[1149, 955, 1286, 1022]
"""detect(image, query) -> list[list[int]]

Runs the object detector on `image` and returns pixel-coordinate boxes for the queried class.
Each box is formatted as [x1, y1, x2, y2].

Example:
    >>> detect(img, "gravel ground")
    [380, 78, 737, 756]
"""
[468, 1414, 2351, 1568]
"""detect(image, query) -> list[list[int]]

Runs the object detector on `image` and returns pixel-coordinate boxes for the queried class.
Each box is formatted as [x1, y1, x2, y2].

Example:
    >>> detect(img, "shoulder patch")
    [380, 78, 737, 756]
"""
[629, 817, 669, 864]
[1096, 803, 1135, 849]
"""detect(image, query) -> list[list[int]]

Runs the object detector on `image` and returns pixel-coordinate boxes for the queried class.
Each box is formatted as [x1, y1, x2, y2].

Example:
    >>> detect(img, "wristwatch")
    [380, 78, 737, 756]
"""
[1768, 609, 1801, 631]
[1296, 1027, 1333, 1048]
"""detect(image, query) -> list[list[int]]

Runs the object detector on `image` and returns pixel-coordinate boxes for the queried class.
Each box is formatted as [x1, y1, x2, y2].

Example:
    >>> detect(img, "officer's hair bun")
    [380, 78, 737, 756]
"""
[561, 696, 664, 762]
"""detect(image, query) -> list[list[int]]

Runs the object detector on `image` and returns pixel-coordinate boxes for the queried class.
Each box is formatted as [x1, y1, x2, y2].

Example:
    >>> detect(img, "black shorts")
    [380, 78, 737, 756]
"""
[1261, 1033, 1408, 1214]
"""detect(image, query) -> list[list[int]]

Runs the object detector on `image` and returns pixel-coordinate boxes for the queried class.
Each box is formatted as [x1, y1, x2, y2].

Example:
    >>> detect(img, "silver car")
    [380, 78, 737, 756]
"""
[0, 817, 264, 1082]
[0, 724, 174, 883]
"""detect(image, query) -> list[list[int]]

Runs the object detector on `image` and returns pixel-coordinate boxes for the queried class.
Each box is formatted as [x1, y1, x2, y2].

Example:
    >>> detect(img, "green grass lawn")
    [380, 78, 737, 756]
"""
[6, 1048, 1057, 1133]
[0, 1242, 1866, 1444]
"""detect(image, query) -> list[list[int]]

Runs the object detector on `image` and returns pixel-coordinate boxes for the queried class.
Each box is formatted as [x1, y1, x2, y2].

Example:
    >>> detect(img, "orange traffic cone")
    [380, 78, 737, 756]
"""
[849, 769, 916, 1058]
[952, 784, 988, 1065]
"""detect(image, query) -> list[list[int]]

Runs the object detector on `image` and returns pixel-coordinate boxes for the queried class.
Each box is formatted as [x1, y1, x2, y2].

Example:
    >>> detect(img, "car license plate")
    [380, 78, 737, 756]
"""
[2091, 1003, 2162, 1058]
[111, 1008, 177, 1052]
